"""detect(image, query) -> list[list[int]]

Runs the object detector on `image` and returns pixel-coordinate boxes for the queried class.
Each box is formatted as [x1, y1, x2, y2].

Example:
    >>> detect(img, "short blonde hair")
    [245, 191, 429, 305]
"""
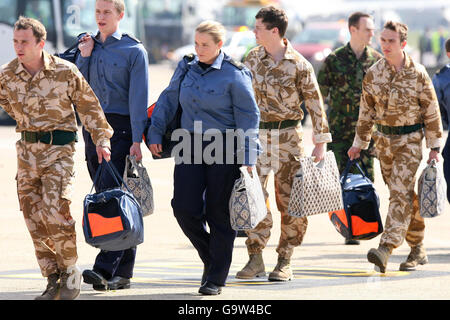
[96, 0, 125, 14]
[195, 20, 226, 44]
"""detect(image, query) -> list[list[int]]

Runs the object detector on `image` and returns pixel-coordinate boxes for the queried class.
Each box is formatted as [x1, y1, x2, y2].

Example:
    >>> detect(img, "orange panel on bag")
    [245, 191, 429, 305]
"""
[351, 216, 378, 236]
[88, 213, 124, 237]
[329, 209, 347, 227]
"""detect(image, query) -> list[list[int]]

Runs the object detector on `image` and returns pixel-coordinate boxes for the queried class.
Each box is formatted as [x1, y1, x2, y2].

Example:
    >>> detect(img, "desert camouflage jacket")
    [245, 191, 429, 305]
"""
[244, 39, 332, 144]
[0, 51, 113, 147]
[353, 53, 443, 150]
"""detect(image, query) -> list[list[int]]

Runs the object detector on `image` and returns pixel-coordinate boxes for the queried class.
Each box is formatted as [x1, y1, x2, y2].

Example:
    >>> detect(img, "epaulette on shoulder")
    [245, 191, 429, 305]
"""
[435, 65, 449, 75]
[226, 58, 244, 70]
[122, 33, 141, 43]
[184, 53, 196, 62]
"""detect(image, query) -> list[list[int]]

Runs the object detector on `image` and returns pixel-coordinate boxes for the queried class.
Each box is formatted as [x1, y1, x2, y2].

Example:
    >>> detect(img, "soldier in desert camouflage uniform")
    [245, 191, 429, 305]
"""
[318, 12, 382, 182]
[318, 12, 382, 245]
[0, 17, 113, 300]
[348, 21, 443, 273]
[236, 7, 332, 282]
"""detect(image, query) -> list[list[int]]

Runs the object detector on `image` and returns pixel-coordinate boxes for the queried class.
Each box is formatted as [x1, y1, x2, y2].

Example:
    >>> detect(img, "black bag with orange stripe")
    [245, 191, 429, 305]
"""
[82, 160, 144, 251]
[329, 159, 383, 241]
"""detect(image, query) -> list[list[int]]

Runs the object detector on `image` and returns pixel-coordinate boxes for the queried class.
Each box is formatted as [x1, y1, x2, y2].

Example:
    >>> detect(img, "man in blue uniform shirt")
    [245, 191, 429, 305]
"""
[432, 38, 450, 203]
[75, 0, 149, 291]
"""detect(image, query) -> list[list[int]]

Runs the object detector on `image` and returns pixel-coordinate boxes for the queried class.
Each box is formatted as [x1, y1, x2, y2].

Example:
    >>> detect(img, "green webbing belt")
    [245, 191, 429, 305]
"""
[21, 130, 78, 145]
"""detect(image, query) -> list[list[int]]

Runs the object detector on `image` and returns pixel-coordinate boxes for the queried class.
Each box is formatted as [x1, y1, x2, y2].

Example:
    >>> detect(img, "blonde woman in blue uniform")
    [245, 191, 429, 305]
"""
[149, 20, 261, 295]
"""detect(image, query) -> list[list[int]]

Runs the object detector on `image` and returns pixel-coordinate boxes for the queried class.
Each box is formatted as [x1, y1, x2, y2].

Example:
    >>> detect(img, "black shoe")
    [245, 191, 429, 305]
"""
[345, 239, 360, 245]
[108, 276, 131, 290]
[82, 269, 108, 291]
[198, 281, 222, 295]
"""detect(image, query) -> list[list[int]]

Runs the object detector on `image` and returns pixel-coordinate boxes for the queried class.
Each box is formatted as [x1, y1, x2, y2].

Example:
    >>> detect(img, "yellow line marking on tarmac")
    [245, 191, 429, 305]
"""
[0, 266, 409, 283]
[292, 269, 409, 277]
[131, 277, 277, 287]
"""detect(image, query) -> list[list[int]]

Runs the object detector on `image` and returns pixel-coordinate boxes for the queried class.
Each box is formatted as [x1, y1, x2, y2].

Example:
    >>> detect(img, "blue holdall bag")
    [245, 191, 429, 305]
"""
[329, 159, 383, 241]
[82, 160, 144, 251]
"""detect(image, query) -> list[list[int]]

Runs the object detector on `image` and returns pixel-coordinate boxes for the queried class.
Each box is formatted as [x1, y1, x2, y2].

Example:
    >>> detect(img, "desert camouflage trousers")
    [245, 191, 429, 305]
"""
[372, 130, 425, 249]
[245, 126, 308, 259]
[15, 140, 77, 277]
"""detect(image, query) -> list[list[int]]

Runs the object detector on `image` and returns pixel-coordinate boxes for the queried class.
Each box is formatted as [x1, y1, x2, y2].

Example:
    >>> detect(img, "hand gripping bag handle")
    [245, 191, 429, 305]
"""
[341, 158, 370, 187]
[90, 159, 133, 194]
[126, 155, 146, 176]
[239, 166, 258, 183]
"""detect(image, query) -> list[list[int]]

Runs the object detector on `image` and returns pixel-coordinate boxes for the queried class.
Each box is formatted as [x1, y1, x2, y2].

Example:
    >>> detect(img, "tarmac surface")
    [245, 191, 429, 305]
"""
[0, 63, 449, 303]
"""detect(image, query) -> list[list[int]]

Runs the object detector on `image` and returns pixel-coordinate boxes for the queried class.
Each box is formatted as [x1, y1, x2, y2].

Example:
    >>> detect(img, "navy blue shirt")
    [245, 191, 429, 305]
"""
[149, 51, 261, 165]
[433, 64, 450, 130]
[76, 30, 149, 142]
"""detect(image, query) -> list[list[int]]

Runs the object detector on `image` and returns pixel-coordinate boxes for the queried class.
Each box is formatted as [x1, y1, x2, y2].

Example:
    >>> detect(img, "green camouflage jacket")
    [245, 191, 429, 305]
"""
[317, 43, 382, 120]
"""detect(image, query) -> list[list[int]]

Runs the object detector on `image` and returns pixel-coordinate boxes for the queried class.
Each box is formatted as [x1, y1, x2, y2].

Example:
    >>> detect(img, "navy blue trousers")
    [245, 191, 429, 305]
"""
[171, 139, 241, 286]
[443, 135, 450, 203]
[82, 113, 136, 280]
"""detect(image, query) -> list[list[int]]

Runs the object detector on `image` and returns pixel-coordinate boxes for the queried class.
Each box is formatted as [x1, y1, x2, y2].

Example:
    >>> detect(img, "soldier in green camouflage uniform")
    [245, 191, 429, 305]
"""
[318, 12, 382, 182]
[349, 21, 443, 273]
[236, 7, 331, 282]
[0, 17, 113, 300]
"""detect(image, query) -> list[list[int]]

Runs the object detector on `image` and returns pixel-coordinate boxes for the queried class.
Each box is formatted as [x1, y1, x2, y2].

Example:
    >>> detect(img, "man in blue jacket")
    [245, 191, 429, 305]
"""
[432, 38, 450, 203]
[75, 0, 149, 291]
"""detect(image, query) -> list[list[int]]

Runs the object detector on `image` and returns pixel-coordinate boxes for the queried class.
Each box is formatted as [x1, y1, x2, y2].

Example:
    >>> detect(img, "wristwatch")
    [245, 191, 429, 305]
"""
[431, 147, 440, 153]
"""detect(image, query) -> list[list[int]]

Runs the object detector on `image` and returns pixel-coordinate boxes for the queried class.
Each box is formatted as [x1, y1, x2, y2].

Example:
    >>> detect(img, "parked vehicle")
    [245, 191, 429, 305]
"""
[141, 0, 217, 63]
[291, 21, 349, 73]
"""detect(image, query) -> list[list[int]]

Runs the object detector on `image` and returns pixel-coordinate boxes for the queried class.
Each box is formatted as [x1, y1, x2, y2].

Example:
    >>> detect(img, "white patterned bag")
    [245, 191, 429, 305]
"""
[418, 159, 447, 218]
[122, 155, 154, 217]
[229, 166, 267, 231]
[288, 151, 344, 217]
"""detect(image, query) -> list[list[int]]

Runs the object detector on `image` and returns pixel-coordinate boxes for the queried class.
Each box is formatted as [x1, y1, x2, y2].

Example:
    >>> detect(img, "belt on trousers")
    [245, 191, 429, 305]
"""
[21, 130, 78, 145]
[376, 123, 424, 135]
[259, 119, 300, 130]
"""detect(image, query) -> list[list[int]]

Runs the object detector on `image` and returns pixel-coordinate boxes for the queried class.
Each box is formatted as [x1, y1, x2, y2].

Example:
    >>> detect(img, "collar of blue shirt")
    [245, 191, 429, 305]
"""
[93, 29, 123, 42]
[191, 50, 225, 70]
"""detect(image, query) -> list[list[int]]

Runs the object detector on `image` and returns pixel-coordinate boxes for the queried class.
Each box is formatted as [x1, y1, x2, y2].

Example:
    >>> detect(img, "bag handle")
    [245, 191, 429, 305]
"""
[341, 158, 370, 186]
[90, 160, 133, 194]
[429, 159, 437, 167]
[239, 166, 258, 182]
[127, 154, 145, 171]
